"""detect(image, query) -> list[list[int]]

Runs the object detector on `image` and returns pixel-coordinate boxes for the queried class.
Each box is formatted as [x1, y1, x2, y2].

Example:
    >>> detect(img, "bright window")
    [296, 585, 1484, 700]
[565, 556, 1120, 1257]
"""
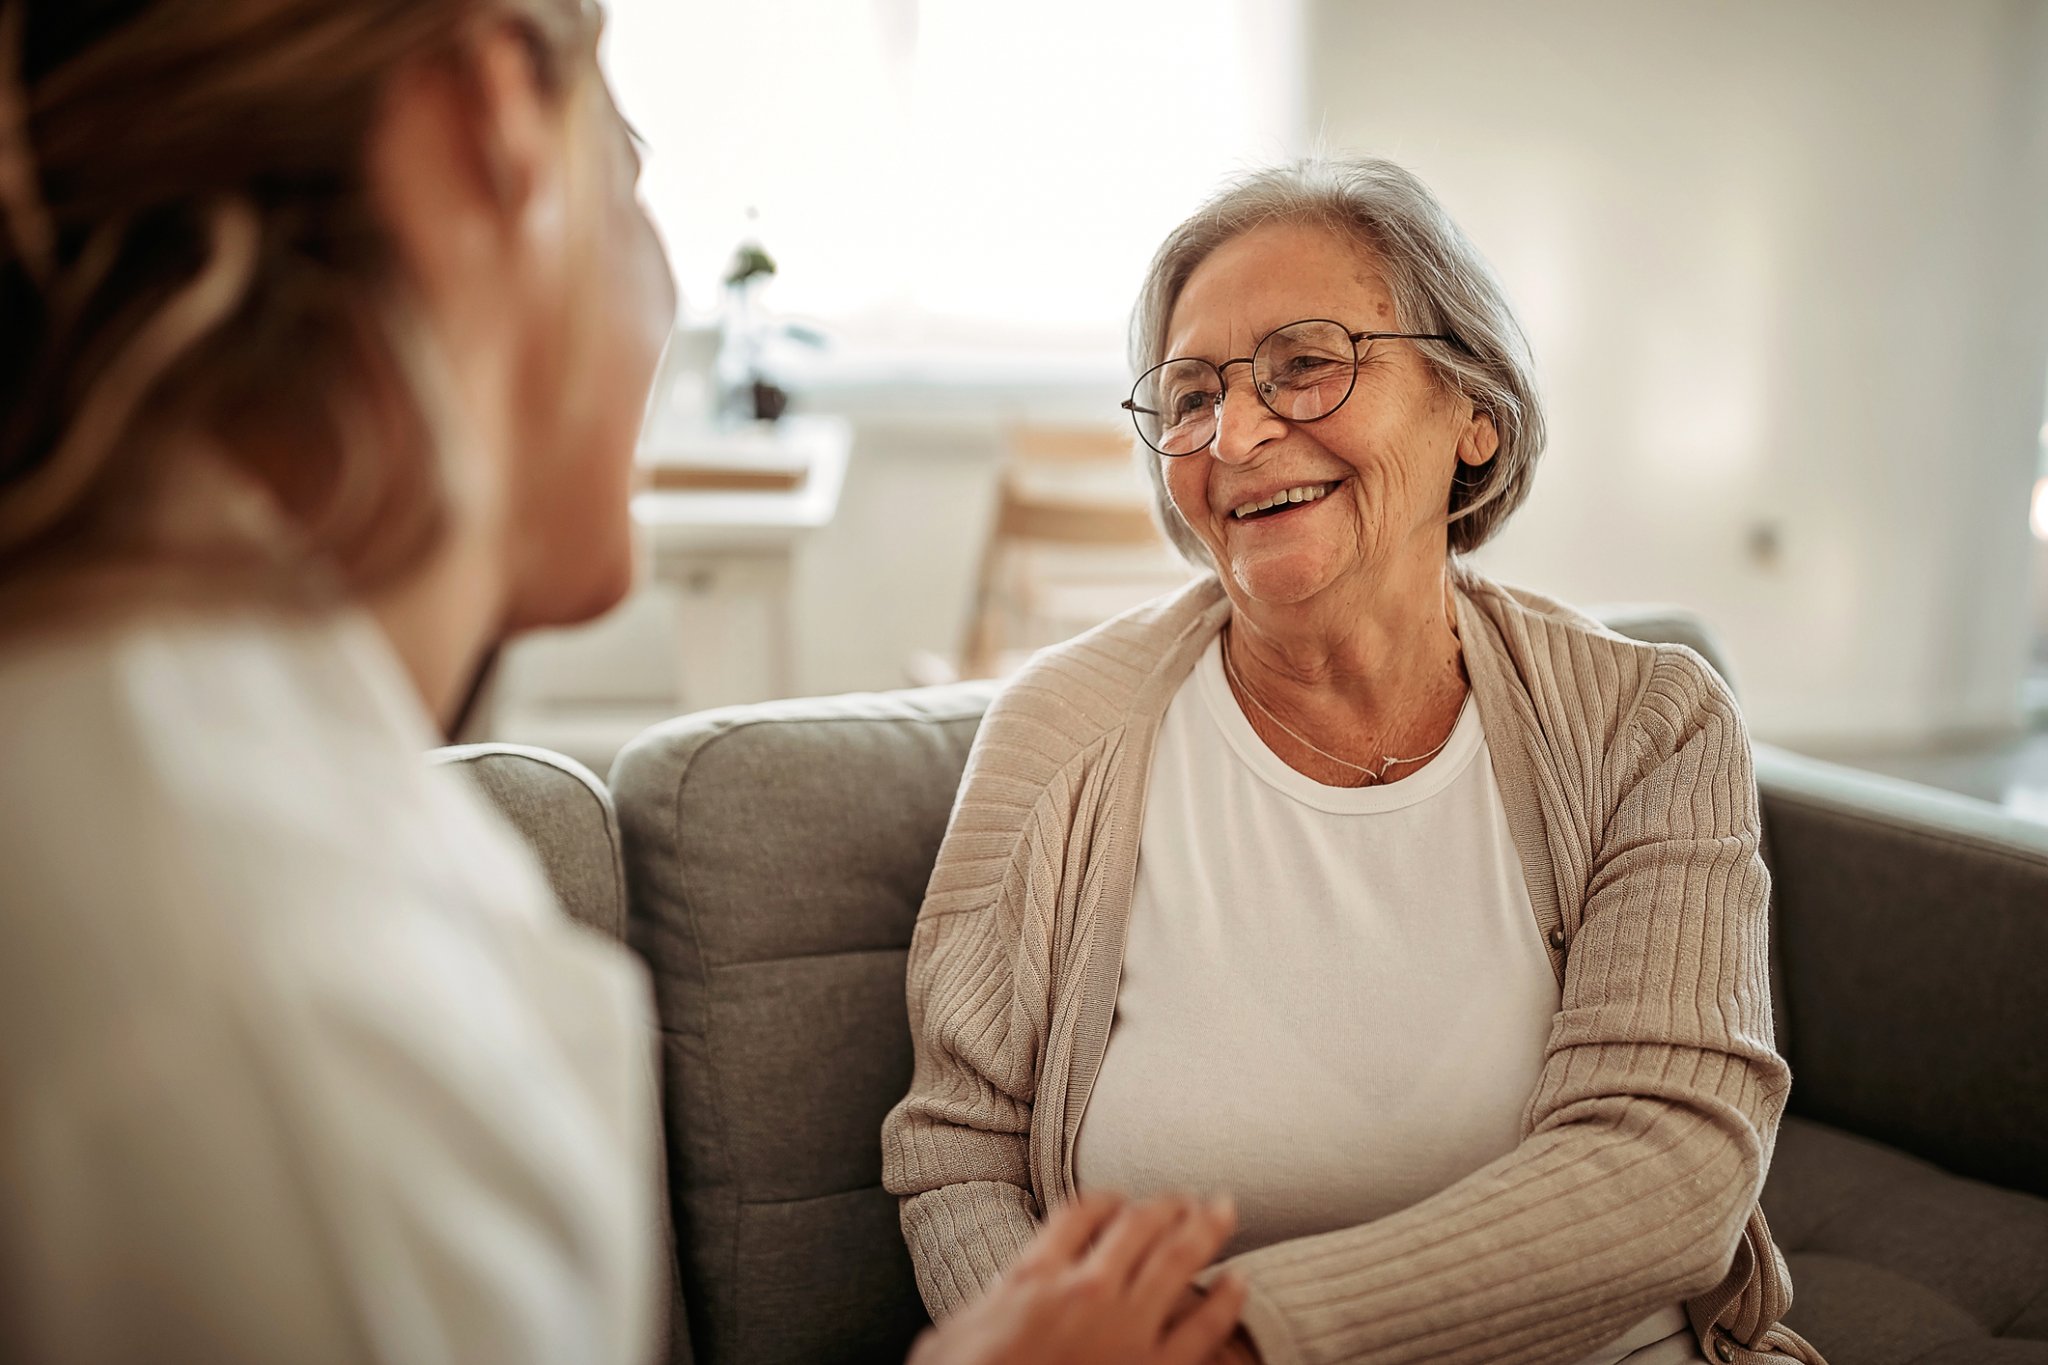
[599, 0, 1304, 360]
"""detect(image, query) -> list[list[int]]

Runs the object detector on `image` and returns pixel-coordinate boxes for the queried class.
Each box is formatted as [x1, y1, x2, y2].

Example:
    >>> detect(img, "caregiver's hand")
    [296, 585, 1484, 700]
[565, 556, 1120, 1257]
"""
[910, 1191, 1245, 1365]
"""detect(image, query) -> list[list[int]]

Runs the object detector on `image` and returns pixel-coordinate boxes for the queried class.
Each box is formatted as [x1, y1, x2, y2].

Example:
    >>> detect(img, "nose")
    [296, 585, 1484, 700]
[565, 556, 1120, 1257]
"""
[1210, 365, 1283, 465]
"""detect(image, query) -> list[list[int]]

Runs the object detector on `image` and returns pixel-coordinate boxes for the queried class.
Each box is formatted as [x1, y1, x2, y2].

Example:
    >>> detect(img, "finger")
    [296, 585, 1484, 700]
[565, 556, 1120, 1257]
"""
[1159, 1273, 1248, 1365]
[1162, 1283, 1208, 1330]
[1075, 1196, 1188, 1290]
[1130, 1197, 1236, 1320]
[1011, 1190, 1126, 1275]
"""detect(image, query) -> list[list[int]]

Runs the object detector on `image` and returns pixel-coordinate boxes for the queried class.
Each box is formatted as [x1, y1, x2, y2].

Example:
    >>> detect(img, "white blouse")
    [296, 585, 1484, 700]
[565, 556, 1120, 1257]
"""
[1073, 635, 1699, 1365]
[0, 607, 660, 1365]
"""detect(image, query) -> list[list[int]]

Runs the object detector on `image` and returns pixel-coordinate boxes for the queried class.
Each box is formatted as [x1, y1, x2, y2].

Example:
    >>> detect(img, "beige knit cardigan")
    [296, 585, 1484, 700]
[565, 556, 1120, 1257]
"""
[880, 568, 1824, 1365]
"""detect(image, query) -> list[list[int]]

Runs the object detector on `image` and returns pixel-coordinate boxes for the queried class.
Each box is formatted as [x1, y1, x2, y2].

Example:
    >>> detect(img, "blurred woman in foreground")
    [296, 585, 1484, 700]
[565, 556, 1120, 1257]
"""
[0, 2, 1243, 1361]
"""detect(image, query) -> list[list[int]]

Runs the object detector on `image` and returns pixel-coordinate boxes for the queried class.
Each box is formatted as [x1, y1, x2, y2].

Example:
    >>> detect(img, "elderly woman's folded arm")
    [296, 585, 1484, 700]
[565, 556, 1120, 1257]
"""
[1211, 657, 1791, 1365]
[884, 910, 1044, 1316]
[881, 750, 1076, 1318]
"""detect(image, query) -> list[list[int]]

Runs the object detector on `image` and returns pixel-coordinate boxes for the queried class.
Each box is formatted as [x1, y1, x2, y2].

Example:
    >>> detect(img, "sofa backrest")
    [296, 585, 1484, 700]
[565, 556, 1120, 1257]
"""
[610, 686, 994, 1365]
[1753, 744, 2048, 1199]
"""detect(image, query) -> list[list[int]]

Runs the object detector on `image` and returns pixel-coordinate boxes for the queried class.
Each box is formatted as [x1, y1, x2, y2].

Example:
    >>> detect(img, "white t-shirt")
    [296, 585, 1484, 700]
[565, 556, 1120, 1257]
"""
[0, 608, 660, 1365]
[1073, 635, 1700, 1365]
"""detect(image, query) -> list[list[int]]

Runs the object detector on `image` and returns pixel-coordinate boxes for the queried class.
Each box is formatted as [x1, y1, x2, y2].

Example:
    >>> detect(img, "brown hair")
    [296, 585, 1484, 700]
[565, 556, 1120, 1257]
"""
[0, 0, 601, 617]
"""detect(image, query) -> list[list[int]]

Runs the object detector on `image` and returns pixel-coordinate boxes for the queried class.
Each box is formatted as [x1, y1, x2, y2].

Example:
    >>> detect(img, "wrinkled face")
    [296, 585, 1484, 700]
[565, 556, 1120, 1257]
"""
[501, 71, 676, 633]
[1159, 220, 1495, 609]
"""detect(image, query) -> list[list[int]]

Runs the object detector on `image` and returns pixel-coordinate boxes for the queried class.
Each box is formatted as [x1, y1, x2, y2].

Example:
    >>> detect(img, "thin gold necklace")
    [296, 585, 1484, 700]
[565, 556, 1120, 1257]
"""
[1220, 631, 1466, 785]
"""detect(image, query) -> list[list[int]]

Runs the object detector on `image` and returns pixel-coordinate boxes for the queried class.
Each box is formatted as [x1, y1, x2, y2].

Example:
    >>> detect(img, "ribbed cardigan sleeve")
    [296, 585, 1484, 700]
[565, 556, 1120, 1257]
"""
[879, 690, 1088, 1318]
[1219, 651, 1790, 1365]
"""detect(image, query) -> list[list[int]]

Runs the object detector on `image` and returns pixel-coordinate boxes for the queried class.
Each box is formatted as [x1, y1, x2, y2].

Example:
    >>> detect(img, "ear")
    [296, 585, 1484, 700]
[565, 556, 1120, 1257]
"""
[366, 21, 567, 303]
[1457, 407, 1500, 468]
[461, 22, 567, 237]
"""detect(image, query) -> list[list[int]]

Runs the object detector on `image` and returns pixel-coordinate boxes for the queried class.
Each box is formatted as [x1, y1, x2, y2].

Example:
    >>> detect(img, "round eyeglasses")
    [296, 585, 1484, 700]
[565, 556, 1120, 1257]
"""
[1121, 319, 1460, 457]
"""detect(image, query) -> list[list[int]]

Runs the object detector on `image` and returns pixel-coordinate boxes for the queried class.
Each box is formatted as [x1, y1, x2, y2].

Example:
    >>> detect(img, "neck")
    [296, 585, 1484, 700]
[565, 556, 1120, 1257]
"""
[355, 337, 518, 740]
[1226, 550, 1464, 722]
[363, 531, 507, 739]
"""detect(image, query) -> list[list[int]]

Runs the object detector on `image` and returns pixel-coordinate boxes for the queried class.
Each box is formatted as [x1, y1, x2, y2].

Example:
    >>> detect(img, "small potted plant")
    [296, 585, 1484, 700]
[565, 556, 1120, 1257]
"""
[715, 224, 790, 423]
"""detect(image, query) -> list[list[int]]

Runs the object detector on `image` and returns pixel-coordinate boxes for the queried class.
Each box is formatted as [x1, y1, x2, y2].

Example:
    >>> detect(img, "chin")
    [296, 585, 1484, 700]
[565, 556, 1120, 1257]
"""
[1225, 547, 1346, 607]
[504, 539, 637, 635]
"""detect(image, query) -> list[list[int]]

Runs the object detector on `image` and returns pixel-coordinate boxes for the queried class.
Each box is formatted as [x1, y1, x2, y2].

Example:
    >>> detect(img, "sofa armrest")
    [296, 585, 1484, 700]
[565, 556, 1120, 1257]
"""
[1755, 741, 2048, 1198]
[430, 740, 693, 1364]
[430, 742, 628, 942]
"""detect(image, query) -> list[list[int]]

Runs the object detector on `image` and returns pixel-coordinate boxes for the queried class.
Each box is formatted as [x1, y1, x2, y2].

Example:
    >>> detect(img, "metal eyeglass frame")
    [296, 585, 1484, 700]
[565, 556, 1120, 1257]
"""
[1120, 319, 1463, 457]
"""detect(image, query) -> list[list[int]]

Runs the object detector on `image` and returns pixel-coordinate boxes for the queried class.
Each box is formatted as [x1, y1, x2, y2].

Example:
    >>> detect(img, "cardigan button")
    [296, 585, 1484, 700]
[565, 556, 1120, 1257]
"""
[1548, 925, 1568, 950]
[1713, 1338, 1735, 1363]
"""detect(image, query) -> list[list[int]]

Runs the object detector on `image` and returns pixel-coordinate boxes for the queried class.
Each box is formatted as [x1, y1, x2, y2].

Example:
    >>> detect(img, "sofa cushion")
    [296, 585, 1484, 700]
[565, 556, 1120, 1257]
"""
[610, 684, 994, 1365]
[1764, 1116, 2048, 1362]
[431, 742, 627, 940]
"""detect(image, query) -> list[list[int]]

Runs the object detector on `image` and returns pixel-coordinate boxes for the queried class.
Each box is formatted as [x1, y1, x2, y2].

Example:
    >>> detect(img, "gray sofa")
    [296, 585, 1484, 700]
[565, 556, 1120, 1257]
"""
[436, 618, 2048, 1365]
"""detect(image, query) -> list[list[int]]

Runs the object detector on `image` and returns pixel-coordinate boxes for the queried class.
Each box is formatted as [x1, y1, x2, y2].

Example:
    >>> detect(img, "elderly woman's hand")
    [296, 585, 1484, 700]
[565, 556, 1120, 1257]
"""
[1182, 1301, 1263, 1365]
[1208, 1330, 1263, 1365]
[909, 1192, 1246, 1365]
[1163, 1285, 1265, 1365]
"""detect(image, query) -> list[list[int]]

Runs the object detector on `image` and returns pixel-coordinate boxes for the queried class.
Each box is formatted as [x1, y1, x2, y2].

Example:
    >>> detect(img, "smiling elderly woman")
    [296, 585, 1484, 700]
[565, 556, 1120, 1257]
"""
[881, 158, 1825, 1365]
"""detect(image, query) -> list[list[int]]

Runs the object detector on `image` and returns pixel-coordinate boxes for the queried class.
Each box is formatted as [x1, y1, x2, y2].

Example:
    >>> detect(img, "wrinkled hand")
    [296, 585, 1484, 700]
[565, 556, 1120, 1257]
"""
[910, 1191, 1246, 1365]
[1207, 1328, 1262, 1365]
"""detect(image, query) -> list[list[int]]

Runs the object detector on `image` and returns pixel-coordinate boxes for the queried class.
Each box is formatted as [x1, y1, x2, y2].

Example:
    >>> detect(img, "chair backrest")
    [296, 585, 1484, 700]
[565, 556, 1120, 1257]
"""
[961, 424, 1189, 678]
[610, 685, 995, 1365]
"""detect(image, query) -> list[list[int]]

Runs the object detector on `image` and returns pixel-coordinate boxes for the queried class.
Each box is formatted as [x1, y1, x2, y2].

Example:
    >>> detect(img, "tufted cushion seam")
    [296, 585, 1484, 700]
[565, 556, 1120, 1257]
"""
[1781, 1164, 1958, 1256]
[706, 945, 908, 970]
[2001, 1280, 2048, 1339]
[738, 1182, 890, 1210]
[1898, 1328, 2003, 1362]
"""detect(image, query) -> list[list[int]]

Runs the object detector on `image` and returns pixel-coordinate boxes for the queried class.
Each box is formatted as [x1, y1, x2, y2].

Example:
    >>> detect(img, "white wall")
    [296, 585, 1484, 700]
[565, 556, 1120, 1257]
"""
[1304, 0, 2048, 746]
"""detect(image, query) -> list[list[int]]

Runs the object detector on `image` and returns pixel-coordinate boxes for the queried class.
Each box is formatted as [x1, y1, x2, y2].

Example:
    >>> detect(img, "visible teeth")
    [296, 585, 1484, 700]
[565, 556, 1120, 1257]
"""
[1233, 482, 1337, 519]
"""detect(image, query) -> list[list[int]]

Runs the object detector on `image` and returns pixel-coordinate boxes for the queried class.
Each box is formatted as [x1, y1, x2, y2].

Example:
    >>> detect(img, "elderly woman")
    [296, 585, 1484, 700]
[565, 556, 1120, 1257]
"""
[883, 158, 1823, 1365]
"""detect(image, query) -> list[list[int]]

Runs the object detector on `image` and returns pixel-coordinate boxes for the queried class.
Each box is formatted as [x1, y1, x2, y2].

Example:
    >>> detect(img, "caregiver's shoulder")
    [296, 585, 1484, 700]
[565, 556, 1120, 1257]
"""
[0, 606, 558, 995]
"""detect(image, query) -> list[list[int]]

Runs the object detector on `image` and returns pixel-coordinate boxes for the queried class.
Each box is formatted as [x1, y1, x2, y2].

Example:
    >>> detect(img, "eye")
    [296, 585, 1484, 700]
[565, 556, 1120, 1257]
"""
[1266, 353, 1348, 392]
[1168, 386, 1218, 417]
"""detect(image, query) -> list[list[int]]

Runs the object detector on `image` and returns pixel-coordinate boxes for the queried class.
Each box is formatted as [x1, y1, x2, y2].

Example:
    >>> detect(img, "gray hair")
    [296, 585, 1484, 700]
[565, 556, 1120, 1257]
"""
[1129, 156, 1545, 564]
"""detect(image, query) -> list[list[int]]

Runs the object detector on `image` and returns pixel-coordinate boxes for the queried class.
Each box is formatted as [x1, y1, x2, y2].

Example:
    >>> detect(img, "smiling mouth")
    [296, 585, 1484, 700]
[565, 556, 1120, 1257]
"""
[1231, 479, 1345, 521]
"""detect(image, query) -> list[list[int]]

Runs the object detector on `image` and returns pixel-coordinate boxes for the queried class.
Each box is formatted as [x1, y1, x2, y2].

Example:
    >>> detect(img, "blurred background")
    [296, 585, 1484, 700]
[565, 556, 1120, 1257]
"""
[484, 0, 2048, 820]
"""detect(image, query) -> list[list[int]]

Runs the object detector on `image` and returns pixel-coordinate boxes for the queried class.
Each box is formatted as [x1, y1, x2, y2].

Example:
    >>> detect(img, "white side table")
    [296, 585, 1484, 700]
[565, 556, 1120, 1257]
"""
[631, 414, 852, 709]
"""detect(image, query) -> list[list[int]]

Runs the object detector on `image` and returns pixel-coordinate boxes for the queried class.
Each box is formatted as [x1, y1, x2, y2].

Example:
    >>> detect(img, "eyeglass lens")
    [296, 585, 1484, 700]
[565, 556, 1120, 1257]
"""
[1128, 319, 1360, 456]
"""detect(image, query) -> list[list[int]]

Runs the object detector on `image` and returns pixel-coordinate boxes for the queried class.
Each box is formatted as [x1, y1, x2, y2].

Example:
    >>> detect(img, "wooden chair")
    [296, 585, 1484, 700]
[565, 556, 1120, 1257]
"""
[957, 424, 1193, 680]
